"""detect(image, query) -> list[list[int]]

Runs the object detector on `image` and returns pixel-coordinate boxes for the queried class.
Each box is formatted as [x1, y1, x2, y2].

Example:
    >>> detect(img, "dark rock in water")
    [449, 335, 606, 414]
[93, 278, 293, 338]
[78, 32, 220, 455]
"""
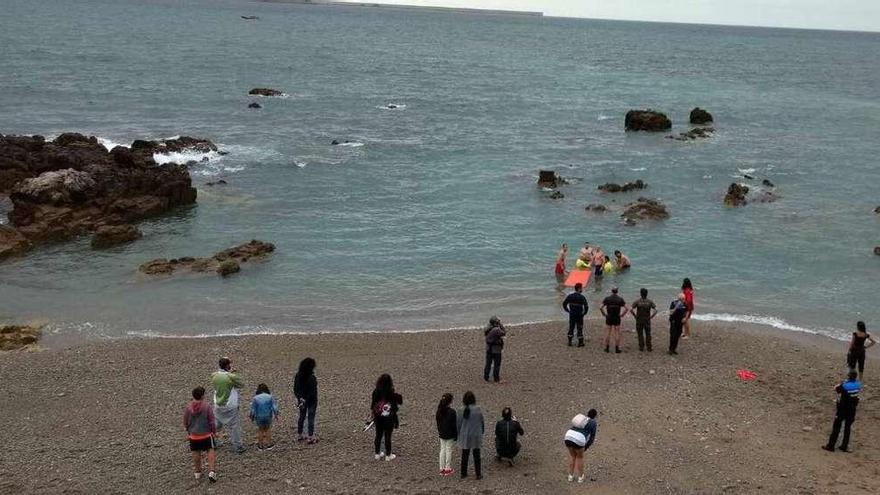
[668, 127, 715, 141]
[241, 15, 259, 20]
[549, 191, 564, 200]
[0, 324, 41, 351]
[621, 197, 669, 222]
[724, 183, 749, 207]
[133, 136, 218, 155]
[91, 224, 142, 249]
[0, 225, 32, 260]
[689, 107, 714, 125]
[331, 140, 340, 145]
[585, 204, 608, 213]
[386, 104, 398, 109]
[875, 246, 880, 256]
[249, 88, 283, 97]
[873, 206, 879, 214]
[598, 179, 646, 193]
[139, 240, 275, 277]
[217, 260, 241, 277]
[762, 179, 775, 188]
[743, 174, 754, 180]
[625, 110, 672, 132]
[248, 102, 262, 109]
[205, 179, 227, 187]
[537, 170, 567, 188]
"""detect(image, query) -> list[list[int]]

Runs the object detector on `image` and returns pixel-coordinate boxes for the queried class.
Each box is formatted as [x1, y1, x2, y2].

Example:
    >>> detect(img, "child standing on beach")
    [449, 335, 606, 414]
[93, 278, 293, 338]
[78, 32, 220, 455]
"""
[436, 393, 457, 476]
[183, 386, 217, 482]
[249, 383, 279, 450]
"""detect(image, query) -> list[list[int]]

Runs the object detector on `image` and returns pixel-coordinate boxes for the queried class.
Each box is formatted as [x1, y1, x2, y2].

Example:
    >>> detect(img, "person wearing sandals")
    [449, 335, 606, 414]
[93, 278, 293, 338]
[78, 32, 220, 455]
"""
[294, 357, 319, 444]
[564, 409, 598, 483]
[436, 393, 457, 476]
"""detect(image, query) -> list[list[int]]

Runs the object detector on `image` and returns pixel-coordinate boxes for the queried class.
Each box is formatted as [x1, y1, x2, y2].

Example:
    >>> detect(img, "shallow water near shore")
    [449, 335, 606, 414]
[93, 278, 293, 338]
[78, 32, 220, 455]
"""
[1, 0, 879, 344]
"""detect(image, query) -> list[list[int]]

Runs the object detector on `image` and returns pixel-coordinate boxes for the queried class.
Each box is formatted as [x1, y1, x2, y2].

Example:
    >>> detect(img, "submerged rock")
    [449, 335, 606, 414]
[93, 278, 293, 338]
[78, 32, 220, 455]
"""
[689, 107, 714, 125]
[625, 110, 672, 132]
[875, 246, 880, 256]
[205, 179, 227, 187]
[139, 240, 275, 277]
[667, 127, 715, 141]
[621, 197, 669, 222]
[130, 136, 218, 155]
[91, 224, 142, 249]
[0, 225, 32, 260]
[0, 324, 41, 351]
[724, 183, 750, 207]
[598, 180, 646, 193]
[248, 102, 262, 109]
[537, 170, 566, 188]
[585, 204, 608, 213]
[248, 88, 283, 97]
[548, 191, 564, 200]
[873, 206, 879, 214]
[217, 260, 241, 277]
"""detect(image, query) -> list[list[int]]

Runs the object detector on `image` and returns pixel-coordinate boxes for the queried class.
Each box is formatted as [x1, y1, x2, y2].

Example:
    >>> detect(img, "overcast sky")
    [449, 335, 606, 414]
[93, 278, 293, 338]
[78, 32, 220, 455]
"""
[351, 0, 880, 32]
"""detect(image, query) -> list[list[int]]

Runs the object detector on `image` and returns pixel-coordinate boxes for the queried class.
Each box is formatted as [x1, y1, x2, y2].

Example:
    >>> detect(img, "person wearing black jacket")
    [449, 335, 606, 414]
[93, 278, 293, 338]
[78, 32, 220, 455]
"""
[371, 374, 403, 461]
[668, 294, 688, 355]
[822, 371, 862, 453]
[436, 393, 457, 476]
[494, 407, 525, 465]
[562, 283, 589, 347]
[484, 317, 506, 383]
[293, 357, 318, 444]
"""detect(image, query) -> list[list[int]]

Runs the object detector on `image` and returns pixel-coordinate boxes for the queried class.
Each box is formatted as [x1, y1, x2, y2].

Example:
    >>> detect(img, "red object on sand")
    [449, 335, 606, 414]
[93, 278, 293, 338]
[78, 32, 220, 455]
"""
[737, 369, 757, 381]
[564, 269, 591, 287]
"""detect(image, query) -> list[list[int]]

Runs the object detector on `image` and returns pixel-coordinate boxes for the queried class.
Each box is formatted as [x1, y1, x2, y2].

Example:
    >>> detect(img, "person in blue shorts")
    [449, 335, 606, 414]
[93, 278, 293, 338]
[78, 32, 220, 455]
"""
[249, 383, 279, 450]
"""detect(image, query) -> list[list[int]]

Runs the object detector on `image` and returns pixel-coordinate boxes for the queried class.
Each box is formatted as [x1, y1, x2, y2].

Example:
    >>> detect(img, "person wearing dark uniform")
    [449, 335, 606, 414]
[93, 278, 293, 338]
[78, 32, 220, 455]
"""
[847, 321, 875, 379]
[668, 294, 688, 355]
[822, 371, 862, 453]
[630, 288, 658, 352]
[562, 283, 589, 347]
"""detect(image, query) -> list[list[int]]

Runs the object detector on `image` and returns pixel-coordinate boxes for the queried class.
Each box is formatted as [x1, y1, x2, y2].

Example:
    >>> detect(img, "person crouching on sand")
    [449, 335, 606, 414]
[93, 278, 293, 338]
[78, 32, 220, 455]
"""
[371, 374, 403, 461]
[494, 407, 524, 466]
[484, 316, 506, 383]
[249, 383, 279, 450]
[184, 386, 217, 482]
[564, 409, 597, 483]
[436, 393, 457, 476]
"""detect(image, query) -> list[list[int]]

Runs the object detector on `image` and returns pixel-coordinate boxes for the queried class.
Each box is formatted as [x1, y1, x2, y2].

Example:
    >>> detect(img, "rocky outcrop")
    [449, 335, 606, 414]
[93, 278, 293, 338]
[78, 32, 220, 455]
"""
[689, 107, 713, 125]
[249, 88, 283, 97]
[598, 180, 646, 193]
[248, 102, 262, 109]
[585, 204, 608, 213]
[762, 179, 775, 188]
[621, 197, 669, 222]
[91, 224, 142, 249]
[548, 191, 564, 200]
[724, 183, 750, 207]
[873, 206, 879, 214]
[625, 110, 672, 132]
[0, 132, 199, 259]
[667, 127, 715, 141]
[139, 240, 275, 277]
[0, 324, 41, 351]
[875, 246, 880, 256]
[537, 170, 567, 188]
[0, 225, 32, 260]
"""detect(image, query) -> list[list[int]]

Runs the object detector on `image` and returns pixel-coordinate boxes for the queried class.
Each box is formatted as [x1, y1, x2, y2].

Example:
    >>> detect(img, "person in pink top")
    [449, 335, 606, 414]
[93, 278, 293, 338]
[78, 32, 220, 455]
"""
[682, 278, 695, 338]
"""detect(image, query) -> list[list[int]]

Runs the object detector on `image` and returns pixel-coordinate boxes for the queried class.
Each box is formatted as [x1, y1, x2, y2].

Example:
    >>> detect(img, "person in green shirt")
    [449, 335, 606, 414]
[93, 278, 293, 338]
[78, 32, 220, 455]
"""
[212, 357, 245, 453]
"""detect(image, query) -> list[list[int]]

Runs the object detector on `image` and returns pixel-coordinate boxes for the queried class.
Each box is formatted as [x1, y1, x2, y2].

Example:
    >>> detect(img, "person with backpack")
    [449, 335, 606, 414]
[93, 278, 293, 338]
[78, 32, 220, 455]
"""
[494, 407, 524, 466]
[436, 393, 457, 476]
[370, 374, 403, 461]
[562, 282, 589, 347]
[483, 317, 506, 383]
[183, 386, 217, 482]
[457, 391, 485, 480]
[564, 409, 598, 483]
[293, 357, 319, 444]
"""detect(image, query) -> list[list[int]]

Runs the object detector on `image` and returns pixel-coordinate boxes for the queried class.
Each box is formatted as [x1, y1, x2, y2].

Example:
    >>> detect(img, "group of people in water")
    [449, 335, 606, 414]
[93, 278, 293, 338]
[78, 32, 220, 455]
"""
[555, 242, 631, 284]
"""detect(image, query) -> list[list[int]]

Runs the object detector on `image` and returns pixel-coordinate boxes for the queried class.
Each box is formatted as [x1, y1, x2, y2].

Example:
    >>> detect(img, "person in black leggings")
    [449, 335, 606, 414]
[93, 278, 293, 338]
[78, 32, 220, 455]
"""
[370, 374, 403, 461]
[847, 321, 876, 379]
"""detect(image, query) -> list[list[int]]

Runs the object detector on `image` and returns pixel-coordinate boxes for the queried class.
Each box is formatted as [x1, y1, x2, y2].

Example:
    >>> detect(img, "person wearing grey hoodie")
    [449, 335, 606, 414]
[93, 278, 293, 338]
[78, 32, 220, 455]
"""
[483, 317, 506, 383]
[457, 391, 485, 480]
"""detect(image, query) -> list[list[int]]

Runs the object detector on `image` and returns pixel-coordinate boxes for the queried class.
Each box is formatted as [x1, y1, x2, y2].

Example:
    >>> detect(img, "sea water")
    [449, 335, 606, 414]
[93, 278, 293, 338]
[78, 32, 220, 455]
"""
[1, 0, 879, 344]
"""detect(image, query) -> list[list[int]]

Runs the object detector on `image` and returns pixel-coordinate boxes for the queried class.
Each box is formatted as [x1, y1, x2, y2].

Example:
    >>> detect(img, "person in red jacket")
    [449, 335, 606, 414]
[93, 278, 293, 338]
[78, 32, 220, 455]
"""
[682, 278, 695, 338]
[183, 386, 217, 482]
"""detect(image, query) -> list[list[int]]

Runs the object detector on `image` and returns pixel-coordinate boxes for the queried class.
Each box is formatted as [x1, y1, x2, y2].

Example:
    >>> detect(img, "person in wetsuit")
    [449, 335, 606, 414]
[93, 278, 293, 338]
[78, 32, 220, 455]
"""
[562, 283, 589, 347]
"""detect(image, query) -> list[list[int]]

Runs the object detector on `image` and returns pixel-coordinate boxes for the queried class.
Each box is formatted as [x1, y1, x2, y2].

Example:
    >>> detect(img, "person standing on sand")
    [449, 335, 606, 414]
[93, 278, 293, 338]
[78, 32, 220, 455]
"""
[183, 386, 217, 483]
[249, 383, 279, 451]
[681, 278, 695, 338]
[494, 407, 524, 466]
[293, 357, 319, 444]
[600, 287, 628, 353]
[555, 244, 568, 285]
[371, 374, 403, 461]
[822, 370, 862, 453]
[483, 316, 506, 383]
[457, 391, 485, 480]
[436, 393, 457, 476]
[847, 321, 875, 379]
[668, 294, 688, 355]
[211, 357, 245, 454]
[614, 250, 631, 271]
[562, 283, 589, 347]
[630, 288, 658, 352]
[564, 409, 597, 484]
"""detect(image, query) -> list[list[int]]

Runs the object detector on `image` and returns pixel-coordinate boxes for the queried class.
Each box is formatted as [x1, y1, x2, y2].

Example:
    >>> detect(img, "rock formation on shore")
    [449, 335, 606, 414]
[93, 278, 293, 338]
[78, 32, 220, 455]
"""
[0, 225, 32, 260]
[91, 224, 142, 249]
[625, 110, 672, 132]
[598, 180, 646, 193]
[0, 324, 41, 351]
[139, 240, 275, 277]
[248, 88, 283, 97]
[0, 132, 201, 260]
[689, 107, 714, 125]
[621, 197, 669, 222]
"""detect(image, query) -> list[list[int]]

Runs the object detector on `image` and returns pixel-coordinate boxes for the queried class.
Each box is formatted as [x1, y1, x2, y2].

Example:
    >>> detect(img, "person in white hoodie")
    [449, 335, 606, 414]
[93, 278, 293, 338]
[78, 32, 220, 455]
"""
[563, 409, 598, 483]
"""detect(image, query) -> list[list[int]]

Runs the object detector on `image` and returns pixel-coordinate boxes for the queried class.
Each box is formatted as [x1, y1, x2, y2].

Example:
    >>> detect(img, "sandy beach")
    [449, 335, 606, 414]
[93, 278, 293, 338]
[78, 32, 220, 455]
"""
[1, 320, 878, 494]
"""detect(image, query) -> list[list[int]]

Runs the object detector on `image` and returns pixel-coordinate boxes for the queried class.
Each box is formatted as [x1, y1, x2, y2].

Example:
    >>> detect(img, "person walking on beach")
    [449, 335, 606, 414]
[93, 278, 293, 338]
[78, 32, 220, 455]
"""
[614, 250, 631, 271]
[564, 409, 597, 483]
[457, 391, 485, 480]
[555, 243, 568, 285]
[436, 393, 457, 476]
[630, 288, 658, 352]
[562, 283, 589, 347]
[668, 294, 688, 355]
[822, 370, 862, 453]
[370, 374, 403, 460]
[494, 407, 524, 466]
[847, 321, 875, 379]
[484, 316, 506, 383]
[211, 357, 245, 454]
[249, 383, 279, 451]
[293, 357, 319, 444]
[681, 278, 695, 338]
[183, 386, 217, 482]
[600, 287, 628, 353]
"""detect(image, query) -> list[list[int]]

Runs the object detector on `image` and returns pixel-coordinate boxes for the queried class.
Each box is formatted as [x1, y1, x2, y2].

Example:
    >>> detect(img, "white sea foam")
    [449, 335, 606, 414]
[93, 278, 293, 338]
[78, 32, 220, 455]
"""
[630, 167, 647, 171]
[153, 150, 223, 165]
[737, 168, 757, 175]
[379, 103, 406, 110]
[338, 141, 364, 147]
[692, 313, 846, 340]
[97, 137, 129, 150]
[597, 114, 613, 121]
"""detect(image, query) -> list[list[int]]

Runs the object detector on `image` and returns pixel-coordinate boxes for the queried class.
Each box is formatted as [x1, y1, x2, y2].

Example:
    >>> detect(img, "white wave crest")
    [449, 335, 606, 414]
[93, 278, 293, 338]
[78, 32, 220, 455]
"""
[379, 103, 406, 110]
[338, 141, 364, 147]
[97, 137, 129, 150]
[692, 313, 845, 340]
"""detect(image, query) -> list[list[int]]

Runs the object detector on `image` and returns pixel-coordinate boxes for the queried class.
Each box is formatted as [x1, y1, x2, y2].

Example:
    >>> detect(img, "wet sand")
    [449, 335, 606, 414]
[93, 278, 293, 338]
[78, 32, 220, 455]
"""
[1, 320, 878, 494]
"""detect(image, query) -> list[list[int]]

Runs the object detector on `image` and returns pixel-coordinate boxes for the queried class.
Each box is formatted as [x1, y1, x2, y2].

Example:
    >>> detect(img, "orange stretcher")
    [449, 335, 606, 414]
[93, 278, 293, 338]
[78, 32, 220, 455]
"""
[564, 269, 592, 287]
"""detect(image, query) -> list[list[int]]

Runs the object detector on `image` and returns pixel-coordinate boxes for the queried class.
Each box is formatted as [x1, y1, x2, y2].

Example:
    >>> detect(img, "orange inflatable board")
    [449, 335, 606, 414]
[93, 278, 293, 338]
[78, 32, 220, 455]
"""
[564, 269, 592, 287]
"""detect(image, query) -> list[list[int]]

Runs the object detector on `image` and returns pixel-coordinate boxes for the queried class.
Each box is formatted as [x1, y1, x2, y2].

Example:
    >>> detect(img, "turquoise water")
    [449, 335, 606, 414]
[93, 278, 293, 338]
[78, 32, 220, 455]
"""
[2, 0, 879, 344]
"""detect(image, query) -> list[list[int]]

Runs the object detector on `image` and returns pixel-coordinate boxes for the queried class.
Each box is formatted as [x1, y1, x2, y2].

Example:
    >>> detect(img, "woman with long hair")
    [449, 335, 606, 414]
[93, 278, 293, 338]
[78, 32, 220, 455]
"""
[370, 374, 403, 460]
[436, 393, 457, 476]
[293, 357, 318, 443]
[681, 278, 695, 338]
[847, 321, 876, 378]
[564, 409, 598, 483]
[456, 391, 485, 479]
